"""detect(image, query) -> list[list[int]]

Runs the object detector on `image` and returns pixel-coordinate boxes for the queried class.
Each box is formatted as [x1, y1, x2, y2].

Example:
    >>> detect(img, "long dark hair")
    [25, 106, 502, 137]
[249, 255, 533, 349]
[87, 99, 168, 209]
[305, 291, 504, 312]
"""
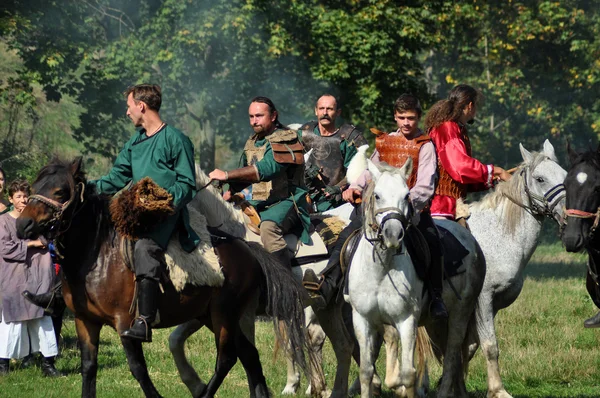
[250, 96, 285, 129]
[424, 84, 482, 131]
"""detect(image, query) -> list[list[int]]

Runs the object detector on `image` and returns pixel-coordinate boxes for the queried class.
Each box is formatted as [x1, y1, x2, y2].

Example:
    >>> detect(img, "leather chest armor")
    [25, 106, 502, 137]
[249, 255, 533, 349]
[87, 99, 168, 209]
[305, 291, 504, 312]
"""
[376, 132, 430, 189]
[244, 129, 305, 202]
[301, 122, 367, 187]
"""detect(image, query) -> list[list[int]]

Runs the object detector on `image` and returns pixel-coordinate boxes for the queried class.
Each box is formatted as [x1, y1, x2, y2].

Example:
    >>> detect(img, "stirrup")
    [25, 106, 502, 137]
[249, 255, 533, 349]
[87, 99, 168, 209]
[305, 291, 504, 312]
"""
[120, 317, 152, 342]
[302, 269, 324, 292]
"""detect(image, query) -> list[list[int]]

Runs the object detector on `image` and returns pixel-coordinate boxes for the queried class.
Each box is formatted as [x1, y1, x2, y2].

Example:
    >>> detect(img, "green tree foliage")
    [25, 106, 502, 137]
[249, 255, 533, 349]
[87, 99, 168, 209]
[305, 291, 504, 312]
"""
[427, 1, 600, 165]
[2, 0, 600, 175]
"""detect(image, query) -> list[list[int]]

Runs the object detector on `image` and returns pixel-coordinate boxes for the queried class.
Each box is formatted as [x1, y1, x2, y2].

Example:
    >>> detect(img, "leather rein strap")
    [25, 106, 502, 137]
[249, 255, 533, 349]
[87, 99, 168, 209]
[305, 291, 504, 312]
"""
[564, 207, 600, 233]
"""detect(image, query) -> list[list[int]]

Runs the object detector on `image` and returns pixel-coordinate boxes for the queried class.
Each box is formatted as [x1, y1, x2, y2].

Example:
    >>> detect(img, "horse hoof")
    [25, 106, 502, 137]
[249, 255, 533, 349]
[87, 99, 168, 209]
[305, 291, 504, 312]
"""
[281, 384, 298, 395]
[488, 390, 513, 398]
[393, 385, 407, 397]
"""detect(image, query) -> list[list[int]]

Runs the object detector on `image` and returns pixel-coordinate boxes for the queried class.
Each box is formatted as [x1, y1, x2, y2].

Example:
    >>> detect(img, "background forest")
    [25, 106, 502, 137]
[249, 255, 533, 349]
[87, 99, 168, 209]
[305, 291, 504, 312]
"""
[1, 0, 599, 181]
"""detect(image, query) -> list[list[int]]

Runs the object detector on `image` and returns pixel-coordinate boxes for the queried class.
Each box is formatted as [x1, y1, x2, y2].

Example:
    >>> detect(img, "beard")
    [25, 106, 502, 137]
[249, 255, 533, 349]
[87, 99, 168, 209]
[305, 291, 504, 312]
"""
[252, 125, 267, 135]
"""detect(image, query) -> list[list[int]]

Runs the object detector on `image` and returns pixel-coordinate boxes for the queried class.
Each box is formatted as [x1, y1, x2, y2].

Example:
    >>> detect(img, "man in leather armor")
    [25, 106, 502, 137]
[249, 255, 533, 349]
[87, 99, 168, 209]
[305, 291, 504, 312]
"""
[300, 94, 367, 212]
[209, 96, 310, 269]
[304, 94, 449, 319]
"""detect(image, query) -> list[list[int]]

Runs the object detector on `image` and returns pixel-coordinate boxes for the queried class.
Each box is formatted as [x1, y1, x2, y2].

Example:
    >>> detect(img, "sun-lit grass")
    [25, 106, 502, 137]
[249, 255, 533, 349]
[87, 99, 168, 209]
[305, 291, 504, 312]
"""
[0, 244, 599, 397]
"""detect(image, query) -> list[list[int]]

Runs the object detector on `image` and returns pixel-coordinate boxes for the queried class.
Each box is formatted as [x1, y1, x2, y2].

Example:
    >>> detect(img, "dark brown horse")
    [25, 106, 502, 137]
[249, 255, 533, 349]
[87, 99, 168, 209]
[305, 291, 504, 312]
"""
[16, 158, 306, 398]
[562, 146, 600, 321]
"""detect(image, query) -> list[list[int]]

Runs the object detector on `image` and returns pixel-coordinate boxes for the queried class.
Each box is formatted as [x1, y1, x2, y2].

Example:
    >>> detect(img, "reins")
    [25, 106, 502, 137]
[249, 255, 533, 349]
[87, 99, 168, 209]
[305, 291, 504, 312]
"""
[563, 207, 600, 235]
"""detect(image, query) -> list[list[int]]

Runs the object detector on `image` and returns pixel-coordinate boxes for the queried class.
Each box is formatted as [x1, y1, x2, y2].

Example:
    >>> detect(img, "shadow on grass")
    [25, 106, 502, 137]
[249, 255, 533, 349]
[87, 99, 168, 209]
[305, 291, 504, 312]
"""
[524, 261, 586, 280]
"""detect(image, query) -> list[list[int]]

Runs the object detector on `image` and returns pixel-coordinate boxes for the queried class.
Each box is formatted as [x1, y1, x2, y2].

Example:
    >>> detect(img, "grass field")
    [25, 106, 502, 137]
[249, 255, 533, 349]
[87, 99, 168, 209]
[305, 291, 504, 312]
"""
[0, 244, 599, 397]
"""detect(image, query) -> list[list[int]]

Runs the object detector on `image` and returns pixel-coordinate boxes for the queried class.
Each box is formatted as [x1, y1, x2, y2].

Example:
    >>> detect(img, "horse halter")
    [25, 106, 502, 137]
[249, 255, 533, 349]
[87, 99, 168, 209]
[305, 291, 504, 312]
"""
[563, 207, 600, 236]
[510, 167, 565, 220]
[28, 182, 86, 237]
[365, 205, 411, 246]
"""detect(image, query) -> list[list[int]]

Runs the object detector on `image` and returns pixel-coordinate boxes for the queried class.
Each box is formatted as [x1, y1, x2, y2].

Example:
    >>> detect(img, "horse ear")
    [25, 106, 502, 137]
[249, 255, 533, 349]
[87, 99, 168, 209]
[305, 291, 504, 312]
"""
[542, 139, 558, 162]
[519, 143, 533, 163]
[399, 157, 413, 181]
[367, 159, 382, 181]
[70, 157, 83, 176]
[567, 140, 578, 164]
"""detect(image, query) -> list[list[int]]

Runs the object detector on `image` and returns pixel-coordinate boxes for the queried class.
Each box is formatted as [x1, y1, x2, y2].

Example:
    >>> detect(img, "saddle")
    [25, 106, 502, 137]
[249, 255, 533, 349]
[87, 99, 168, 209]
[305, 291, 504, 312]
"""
[117, 205, 226, 292]
[237, 201, 346, 266]
[435, 220, 470, 278]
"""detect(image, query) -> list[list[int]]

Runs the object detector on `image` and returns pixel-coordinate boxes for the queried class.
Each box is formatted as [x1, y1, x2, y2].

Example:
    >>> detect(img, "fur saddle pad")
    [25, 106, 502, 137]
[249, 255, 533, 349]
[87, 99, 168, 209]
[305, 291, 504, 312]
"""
[310, 214, 348, 254]
[118, 205, 225, 292]
[111, 178, 224, 291]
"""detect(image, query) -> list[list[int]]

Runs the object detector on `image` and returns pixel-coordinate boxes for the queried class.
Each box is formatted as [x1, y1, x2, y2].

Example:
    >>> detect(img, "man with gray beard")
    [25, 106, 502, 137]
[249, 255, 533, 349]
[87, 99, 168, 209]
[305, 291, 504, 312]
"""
[299, 94, 367, 212]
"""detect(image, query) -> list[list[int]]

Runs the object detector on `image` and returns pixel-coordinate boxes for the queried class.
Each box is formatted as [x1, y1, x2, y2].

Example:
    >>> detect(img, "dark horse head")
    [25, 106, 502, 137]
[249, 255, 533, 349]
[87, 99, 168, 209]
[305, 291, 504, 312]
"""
[17, 157, 89, 242]
[561, 144, 600, 252]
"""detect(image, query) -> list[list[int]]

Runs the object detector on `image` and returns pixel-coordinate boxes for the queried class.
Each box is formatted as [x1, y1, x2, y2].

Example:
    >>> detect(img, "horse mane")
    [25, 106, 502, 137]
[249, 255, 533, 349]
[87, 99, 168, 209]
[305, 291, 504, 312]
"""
[191, 164, 247, 237]
[572, 149, 600, 171]
[470, 150, 549, 234]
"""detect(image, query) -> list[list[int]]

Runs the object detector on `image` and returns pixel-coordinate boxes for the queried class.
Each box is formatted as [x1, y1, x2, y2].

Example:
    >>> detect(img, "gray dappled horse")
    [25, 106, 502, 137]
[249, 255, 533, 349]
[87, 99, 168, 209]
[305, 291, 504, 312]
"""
[463, 140, 566, 398]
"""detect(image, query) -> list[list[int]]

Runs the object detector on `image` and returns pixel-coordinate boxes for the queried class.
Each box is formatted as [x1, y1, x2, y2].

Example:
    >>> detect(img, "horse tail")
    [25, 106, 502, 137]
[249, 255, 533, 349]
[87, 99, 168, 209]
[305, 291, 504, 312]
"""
[416, 325, 434, 388]
[246, 242, 307, 373]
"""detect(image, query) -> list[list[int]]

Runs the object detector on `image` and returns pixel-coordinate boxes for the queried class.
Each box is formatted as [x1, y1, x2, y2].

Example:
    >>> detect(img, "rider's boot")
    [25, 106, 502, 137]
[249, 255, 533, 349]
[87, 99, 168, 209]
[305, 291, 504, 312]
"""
[120, 278, 159, 342]
[583, 311, 600, 328]
[303, 251, 343, 309]
[22, 281, 64, 316]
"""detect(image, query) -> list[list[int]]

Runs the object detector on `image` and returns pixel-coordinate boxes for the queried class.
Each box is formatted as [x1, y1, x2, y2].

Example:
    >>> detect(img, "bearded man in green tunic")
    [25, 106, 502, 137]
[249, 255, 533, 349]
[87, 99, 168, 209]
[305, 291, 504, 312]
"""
[92, 84, 199, 342]
[209, 96, 310, 269]
[300, 94, 367, 212]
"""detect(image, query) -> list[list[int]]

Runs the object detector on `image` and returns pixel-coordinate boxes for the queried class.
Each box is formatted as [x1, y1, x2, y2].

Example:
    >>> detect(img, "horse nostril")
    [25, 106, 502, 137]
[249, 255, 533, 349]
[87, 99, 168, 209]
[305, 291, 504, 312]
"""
[16, 217, 35, 239]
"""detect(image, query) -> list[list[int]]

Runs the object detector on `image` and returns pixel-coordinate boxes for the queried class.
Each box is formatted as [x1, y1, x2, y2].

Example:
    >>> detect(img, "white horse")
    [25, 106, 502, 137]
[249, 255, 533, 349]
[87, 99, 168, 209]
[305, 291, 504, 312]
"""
[462, 140, 566, 398]
[348, 158, 487, 398]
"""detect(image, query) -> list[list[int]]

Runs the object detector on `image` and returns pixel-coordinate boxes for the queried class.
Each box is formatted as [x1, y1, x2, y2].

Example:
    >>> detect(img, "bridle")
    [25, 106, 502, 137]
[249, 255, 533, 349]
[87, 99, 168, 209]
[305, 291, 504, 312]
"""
[365, 205, 411, 248]
[28, 181, 86, 239]
[504, 167, 565, 221]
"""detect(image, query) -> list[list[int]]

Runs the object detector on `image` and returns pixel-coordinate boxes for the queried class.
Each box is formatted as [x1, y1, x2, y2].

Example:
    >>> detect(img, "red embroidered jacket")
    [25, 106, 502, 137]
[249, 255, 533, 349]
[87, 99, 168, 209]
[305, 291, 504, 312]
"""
[429, 121, 494, 219]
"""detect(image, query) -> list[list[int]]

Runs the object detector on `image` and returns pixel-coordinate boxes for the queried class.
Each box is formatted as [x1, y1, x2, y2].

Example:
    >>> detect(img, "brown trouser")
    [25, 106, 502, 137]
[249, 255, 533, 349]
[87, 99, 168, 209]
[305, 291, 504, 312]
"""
[259, 221, 288, 253]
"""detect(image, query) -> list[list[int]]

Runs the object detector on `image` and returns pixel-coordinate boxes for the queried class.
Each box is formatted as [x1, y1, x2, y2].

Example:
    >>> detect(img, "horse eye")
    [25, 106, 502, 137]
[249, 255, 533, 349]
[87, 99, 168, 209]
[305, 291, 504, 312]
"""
[535, 177, 544, 183]
[374, 193, 380, 200]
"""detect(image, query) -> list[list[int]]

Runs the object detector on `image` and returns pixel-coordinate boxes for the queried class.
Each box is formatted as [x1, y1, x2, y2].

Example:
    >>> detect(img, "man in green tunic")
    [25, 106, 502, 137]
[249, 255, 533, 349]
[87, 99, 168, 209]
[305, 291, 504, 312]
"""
[209, 96, 310, 269]
[92, 84, 199, 342]
[300, 94, 367, 212]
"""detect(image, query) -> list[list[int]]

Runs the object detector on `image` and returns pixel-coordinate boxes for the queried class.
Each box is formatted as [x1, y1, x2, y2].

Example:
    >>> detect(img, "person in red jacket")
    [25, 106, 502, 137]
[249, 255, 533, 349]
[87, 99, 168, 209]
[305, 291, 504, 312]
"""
[424, 84, 511, 221]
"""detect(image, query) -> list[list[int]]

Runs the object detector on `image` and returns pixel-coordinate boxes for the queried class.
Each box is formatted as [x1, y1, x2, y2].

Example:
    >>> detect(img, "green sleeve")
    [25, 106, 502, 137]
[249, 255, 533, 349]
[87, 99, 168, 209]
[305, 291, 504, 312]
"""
[342, 140, 358, 168]
[167, 134, 197, 211]
[94, 138, 133, 195]
[254, 143, 287, 181]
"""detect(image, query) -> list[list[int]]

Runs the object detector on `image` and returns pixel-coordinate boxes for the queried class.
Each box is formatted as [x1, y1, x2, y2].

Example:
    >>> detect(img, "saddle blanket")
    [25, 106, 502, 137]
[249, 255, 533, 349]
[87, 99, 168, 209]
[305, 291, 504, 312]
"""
[121, 205, 225, 292]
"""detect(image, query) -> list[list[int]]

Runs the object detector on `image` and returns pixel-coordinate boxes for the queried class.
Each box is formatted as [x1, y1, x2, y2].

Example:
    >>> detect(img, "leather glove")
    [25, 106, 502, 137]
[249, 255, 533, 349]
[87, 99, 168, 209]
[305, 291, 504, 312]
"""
[323, 185, 342, 197]
[304, 164, 321, 181]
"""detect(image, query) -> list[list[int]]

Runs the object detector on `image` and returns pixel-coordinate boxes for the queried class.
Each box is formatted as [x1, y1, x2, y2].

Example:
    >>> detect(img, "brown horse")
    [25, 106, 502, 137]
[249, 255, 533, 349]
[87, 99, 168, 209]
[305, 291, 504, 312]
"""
[16, 158, 307, 398]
